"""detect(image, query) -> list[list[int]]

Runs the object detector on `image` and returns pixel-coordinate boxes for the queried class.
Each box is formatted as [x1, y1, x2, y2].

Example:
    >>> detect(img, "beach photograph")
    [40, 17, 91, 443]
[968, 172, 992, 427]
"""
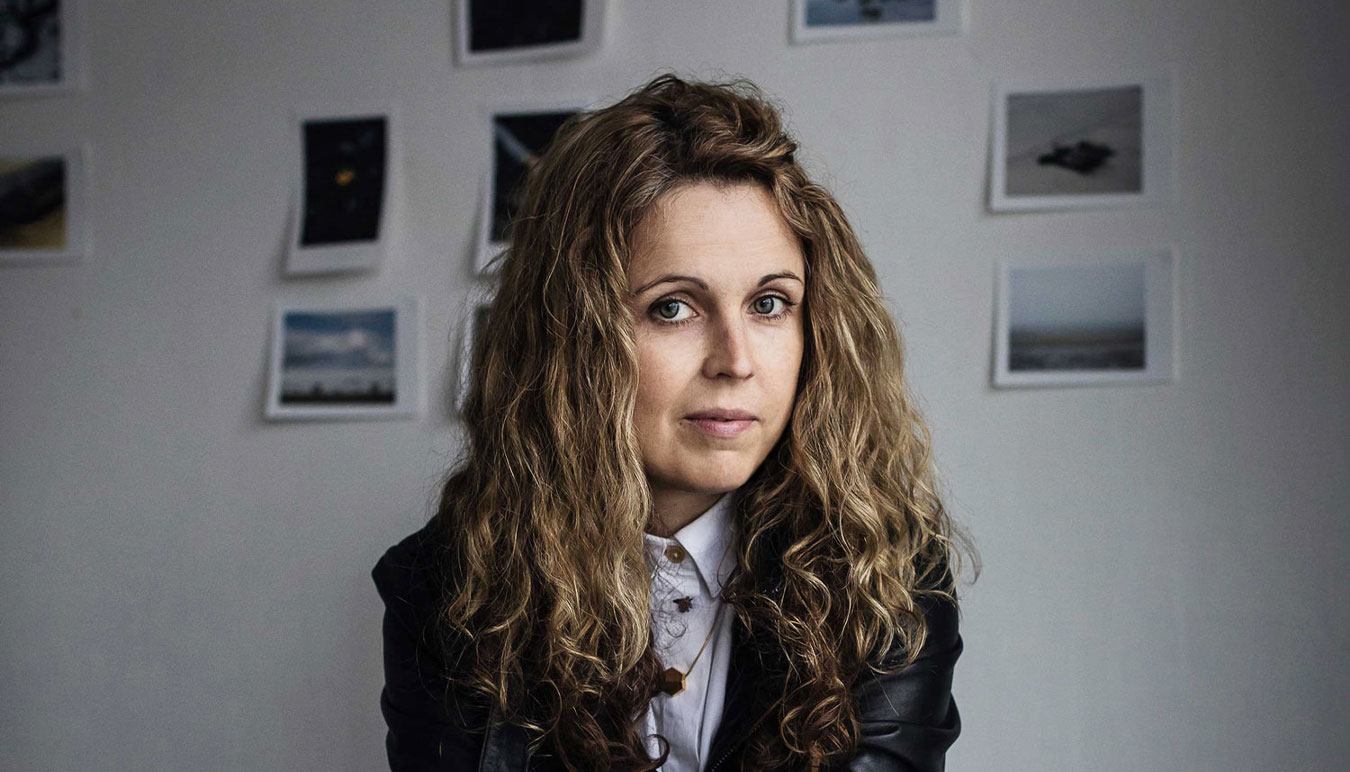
[279, 307, 397, 406]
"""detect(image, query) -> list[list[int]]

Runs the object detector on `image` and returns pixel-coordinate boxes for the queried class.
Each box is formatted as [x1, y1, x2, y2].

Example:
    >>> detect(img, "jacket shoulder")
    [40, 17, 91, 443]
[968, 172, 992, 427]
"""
[371, 519, 450, 638]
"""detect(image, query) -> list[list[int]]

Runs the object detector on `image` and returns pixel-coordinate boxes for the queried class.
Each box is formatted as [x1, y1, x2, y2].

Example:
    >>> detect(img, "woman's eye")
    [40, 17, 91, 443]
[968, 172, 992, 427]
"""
[754, 296, 784, 315]
[653, 299, 690, 322]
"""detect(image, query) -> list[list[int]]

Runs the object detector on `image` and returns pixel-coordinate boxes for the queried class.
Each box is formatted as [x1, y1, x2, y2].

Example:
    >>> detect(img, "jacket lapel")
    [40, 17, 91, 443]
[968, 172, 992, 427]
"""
[704, 612, 782, 770]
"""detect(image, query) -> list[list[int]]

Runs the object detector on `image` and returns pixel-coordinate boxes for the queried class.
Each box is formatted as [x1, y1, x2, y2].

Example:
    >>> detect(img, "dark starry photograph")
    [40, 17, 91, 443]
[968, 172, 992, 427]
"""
[467, 0, 584, 53]
[300, 116, 388, 247]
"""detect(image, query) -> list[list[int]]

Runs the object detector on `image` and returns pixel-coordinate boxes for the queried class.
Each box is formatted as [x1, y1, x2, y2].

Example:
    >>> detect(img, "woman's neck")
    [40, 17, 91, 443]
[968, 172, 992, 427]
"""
[646, 488, 726, 538]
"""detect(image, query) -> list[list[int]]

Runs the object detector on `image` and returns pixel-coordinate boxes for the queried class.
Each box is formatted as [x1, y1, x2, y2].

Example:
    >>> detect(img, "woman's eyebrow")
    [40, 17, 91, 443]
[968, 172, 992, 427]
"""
[631, 271, 803, 296]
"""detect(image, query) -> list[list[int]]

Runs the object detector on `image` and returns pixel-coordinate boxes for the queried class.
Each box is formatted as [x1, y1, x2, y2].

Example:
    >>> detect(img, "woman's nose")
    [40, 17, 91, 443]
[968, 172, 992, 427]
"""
[702, 315, 754, 380]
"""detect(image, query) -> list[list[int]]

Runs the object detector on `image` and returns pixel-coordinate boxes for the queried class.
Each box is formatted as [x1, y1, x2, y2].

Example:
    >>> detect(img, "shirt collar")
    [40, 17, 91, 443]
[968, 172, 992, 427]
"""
[644, 488, 740, 598]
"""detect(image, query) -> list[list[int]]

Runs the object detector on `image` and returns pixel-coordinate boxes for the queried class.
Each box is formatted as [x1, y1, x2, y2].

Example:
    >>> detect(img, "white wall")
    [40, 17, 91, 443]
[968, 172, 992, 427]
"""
[2, 2, 1346, 770]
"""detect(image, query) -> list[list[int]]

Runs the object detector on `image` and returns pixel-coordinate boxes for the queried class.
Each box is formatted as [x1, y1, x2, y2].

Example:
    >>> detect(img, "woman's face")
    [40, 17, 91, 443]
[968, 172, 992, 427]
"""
[627, 181, 806, 509]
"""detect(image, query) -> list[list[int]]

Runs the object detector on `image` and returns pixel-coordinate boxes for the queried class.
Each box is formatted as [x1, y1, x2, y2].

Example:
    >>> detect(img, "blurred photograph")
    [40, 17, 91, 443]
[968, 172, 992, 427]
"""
[0, 155, 64, 249]
[0, 0, 75, 94]
[1007, 86, 1142, 197]
[0, 147, 86, 262]
[301, 116, 386, 247]
[456, 0, 604, 66]
[792, 0, 961, 42]
[994, 250, 1176, 387]
[478, 106, 580, 272]
[267, 298, 419, 420]
[991, 75, 1173, 211]
[286, 110, 393, 275]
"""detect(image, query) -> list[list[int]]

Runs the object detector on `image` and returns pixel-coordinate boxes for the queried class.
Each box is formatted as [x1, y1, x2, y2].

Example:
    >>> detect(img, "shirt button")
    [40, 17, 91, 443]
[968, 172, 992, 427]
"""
[664, 545, 686, 563]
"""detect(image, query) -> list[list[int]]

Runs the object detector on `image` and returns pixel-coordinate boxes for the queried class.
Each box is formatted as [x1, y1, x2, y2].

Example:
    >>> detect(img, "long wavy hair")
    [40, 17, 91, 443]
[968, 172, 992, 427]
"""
[431, 73, 975, 772]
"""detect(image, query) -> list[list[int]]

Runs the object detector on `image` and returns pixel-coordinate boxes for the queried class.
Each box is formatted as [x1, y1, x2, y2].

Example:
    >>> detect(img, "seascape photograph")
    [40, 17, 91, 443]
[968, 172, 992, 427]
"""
[793, 0, 958, 41]
[994, 250, 1176, 388]
[804, 0, 936, 26]
[1008, 261, 1146, 372]
[279, 307, 397, 406]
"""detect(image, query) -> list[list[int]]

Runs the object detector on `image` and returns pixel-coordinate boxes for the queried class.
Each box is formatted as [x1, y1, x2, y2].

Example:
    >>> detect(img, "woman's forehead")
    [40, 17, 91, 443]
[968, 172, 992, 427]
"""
[627, 182, 803, 287]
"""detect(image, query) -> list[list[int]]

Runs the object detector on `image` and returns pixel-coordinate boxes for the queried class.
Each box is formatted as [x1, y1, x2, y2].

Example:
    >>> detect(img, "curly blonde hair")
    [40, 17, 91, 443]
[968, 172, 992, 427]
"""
[432, 73, 974, 772]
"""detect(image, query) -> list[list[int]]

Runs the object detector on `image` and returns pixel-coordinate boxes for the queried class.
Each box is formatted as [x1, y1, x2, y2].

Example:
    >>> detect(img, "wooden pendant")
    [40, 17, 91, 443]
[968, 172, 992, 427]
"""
[659, 667, 686, 696]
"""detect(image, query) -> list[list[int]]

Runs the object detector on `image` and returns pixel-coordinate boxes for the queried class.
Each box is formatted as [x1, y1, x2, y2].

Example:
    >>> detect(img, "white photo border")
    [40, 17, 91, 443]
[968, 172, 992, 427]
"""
[993, 247, 1177, 389]
[0, 143, 91, 264]
[265, 295, 421, 421]
[475, 96, 594, 275]
[285, 103, 400, 276]
[454, 0, 605, 67]
[790, 0, 963, 44]
[0, 0, 83, 97]
[989, 72, 1176, 212]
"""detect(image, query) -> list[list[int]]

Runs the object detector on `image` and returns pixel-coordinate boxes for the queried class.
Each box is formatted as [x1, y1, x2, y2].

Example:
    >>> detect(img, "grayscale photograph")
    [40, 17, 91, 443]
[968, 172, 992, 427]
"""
[792, 0, 960, 42]
[995, 250, 1175, 388]
[1006, 85, 1142, 197]
[1009, 261, 1146, 372]
[0, 0, 62, 90]
[991, 75, 1173, 211]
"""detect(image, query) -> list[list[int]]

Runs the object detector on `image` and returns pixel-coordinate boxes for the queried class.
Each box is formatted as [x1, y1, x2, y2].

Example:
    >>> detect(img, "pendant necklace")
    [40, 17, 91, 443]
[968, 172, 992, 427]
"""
[658, 601, 725, 697]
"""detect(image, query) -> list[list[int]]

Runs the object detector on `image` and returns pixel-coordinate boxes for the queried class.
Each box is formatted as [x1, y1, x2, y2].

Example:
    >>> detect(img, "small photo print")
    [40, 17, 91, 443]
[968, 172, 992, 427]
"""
[266, 297, 419, 420]
[478, 106, 580, 273]
[792, 0, 961, 43]
[286, 108, 395, 275]
[0, 147, 88, 263]
[0, 0, 78, 95]
[455, 0, 604, 66]
[994, 249, 1176, 388]
[991, 75, 1174, 211]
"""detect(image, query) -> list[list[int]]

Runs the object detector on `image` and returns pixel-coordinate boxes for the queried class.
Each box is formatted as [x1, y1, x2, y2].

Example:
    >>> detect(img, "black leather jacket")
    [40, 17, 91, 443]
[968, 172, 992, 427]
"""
[372, 522, 962, 772]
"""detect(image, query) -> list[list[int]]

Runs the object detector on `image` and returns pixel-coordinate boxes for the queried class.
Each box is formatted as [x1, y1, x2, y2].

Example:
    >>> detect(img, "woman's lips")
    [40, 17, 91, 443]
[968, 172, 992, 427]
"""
[683, 417, 755, 437]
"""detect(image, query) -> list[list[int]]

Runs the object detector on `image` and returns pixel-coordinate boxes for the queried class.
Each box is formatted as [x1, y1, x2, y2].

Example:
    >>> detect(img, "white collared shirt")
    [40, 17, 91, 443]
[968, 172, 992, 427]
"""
[639, 489, 739, 771]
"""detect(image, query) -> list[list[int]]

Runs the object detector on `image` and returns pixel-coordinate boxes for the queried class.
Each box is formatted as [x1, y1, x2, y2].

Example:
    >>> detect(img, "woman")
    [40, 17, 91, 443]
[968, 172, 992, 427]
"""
[373, 73, 973, 772]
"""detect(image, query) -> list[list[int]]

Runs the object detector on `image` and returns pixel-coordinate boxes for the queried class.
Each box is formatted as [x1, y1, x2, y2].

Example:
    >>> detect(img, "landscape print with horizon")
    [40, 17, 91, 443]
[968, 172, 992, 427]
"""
[805, 0, 936, 25]
[1008, 262, 1146, 372]
[281, 308, 397, 405]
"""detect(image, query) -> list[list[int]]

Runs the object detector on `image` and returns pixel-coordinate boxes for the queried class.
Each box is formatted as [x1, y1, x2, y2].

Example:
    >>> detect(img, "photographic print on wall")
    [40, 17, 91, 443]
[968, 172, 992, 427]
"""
[0, 145, 89, 264]
[791, 0, 962, 43]
[266, 297, 420, 420]
[993, 248, 1176, 388]
[0, 0, 81, 96]
[477, 101, 586, 274]
[990, 74, 1174, 211]
[455, 0, 605, 66]
[286, 106, 397, 276]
